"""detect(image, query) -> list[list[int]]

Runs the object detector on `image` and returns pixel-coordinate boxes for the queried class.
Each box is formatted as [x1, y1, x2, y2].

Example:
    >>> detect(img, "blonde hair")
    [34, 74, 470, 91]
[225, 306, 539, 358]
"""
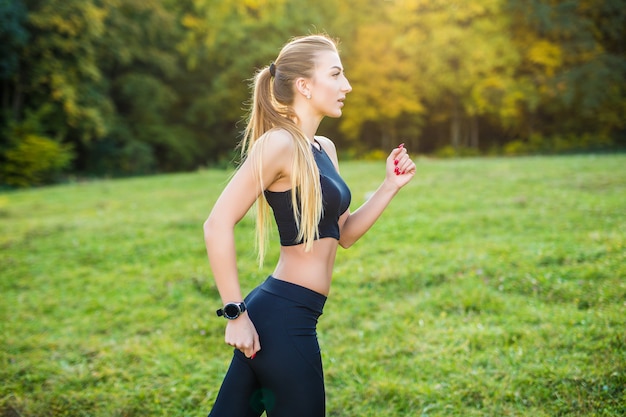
[241, 34, 339, 264]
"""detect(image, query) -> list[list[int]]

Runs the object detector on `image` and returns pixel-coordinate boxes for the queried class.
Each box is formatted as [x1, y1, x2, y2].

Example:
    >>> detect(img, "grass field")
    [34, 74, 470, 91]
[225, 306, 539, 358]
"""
[1, 154, 625, 416]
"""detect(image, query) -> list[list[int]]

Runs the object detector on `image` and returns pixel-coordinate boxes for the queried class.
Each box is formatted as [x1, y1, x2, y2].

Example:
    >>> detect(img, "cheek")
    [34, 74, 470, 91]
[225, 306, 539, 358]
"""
[317, 81, 337, 99]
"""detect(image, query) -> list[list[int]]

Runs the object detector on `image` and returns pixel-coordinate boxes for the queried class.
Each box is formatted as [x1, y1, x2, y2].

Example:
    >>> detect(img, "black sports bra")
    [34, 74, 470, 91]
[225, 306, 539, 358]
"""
[264, 140, 351, 246]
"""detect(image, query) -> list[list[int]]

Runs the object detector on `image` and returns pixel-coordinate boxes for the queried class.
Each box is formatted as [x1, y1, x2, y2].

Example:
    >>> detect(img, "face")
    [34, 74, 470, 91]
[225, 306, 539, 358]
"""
[308, 51, 352, 118]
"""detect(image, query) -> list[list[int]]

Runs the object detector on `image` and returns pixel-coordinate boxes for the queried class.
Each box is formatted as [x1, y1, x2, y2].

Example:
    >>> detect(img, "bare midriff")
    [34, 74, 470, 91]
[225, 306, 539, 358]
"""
[271, 237, 339, 296]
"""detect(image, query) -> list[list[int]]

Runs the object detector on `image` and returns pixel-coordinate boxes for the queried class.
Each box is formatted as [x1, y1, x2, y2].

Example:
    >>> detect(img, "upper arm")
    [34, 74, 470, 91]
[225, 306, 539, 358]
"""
[207, 131, 293, 227]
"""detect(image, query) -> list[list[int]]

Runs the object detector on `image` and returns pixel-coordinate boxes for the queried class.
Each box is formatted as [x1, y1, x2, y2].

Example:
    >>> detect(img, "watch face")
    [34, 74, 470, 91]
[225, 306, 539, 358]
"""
[224, 303, 240, 319]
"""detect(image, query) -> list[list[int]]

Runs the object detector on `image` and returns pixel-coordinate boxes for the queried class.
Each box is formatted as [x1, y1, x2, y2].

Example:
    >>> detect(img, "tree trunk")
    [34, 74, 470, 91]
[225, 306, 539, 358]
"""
[381, 121, 397, 151]
[13, 78, 23, 121]
[470, 115, 479, 149]
[450, 98, 461, 149]
[1, 79, 8, 115]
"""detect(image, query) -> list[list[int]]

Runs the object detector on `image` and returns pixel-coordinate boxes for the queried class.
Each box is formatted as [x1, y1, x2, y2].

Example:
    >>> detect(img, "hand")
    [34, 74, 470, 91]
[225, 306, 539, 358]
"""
[224, 312, 261, 359]
[386, 143, 416, 189]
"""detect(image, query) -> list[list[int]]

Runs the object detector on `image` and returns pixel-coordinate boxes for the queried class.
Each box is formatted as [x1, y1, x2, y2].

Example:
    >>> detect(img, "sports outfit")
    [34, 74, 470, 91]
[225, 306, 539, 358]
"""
[208, 140, 351, 417]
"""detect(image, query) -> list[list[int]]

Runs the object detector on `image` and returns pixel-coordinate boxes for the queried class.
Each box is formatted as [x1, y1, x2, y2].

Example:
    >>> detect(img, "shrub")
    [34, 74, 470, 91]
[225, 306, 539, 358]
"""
[361, 149, 388, 161]
[0, 134, 74, 187]
[435, 145, 482, 158]
[504, 133, 615, 156]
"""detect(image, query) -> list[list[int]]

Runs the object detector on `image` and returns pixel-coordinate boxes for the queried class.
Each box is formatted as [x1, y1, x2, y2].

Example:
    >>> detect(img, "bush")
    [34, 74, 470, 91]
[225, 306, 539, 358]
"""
[504, 133, 615, 156]
[0, 134, 74, 187]
[435, 145, 482, 158]
[361, 149, 388, 161]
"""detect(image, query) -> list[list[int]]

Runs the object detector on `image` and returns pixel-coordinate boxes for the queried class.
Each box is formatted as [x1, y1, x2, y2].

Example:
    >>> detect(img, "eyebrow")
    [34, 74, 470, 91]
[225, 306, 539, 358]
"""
[330, 66, 344, 72]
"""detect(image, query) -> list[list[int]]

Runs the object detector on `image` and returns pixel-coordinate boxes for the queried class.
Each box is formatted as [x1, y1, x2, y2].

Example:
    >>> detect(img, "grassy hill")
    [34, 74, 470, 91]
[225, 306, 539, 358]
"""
[1, 154, 624, 416]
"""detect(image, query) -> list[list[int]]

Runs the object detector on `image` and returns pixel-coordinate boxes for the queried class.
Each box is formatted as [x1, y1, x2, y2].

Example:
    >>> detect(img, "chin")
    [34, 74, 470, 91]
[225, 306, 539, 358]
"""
[326, 110, 343, 118]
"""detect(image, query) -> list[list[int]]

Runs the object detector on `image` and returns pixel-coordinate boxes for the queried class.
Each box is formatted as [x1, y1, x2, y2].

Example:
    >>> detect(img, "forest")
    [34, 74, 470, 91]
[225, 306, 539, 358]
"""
[1, 0, 624, 186]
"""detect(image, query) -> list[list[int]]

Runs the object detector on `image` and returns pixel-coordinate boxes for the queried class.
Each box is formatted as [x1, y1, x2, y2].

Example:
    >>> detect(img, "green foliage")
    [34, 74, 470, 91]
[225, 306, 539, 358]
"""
[503, 133, 616, 155]
[24, 0, 110, 140]
[434, 145, 482, 158]
[1, 155, 625, 416]
[0, 133, 73, 187]
[0, 0, 625, 184]
[0, 0, 28, 79]
[506, 0, 626, 139]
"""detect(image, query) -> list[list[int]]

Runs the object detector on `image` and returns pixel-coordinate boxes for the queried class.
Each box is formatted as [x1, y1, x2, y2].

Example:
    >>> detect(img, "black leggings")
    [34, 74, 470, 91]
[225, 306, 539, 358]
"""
[208, 276, 327, 417]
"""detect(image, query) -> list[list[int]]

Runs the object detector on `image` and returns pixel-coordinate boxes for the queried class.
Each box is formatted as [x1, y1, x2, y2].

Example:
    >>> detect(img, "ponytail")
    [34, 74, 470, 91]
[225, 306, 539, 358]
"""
[241, 35, 338, 265]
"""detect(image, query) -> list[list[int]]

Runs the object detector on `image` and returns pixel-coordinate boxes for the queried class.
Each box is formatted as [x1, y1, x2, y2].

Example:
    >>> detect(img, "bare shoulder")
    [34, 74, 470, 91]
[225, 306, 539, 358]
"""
[248, 128, 296, 170]
[253, 128, 296, 156]
[245, 128, 296, 190]
[314, 135, 337, 153]
[314, 135, 340, 167]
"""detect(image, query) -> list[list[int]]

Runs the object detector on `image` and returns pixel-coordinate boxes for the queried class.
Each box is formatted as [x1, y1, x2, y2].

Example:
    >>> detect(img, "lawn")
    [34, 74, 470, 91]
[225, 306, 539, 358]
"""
[1, 154, 624, 416]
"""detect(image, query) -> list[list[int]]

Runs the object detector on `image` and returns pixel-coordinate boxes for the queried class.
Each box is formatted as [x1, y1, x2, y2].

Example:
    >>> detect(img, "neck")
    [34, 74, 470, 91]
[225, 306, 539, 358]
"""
[292, 101, 324, 143]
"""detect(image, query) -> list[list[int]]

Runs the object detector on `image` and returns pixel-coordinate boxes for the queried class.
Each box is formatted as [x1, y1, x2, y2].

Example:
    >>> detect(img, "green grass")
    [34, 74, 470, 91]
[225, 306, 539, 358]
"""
[1, 154, 625, 416]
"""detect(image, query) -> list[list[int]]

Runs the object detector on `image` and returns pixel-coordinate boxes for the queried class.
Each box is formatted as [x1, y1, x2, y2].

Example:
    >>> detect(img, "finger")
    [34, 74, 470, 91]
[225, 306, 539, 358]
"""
[398, 156, 411, 172]
[239, 333, 260, 358]
[394, 154, 411, 174]
[250, 337, 261, 359]
[397, 159, 416, 176]
[390, 150, 407, 173]
[390, 144, 407, 160]
[254, 332, 261, 352]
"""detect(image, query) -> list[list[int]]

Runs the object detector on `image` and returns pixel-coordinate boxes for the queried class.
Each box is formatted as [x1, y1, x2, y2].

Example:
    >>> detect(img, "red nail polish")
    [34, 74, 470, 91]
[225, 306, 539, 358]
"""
[394, 159, 399, 165]
[398, 143, 405, 149]
[251, 353, 256, 359]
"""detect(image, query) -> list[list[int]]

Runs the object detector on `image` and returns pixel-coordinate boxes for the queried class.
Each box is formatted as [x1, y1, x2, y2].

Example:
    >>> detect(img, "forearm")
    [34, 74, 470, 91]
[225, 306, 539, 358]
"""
[203, 219, 243, 304]
[339, 179, 399, 248]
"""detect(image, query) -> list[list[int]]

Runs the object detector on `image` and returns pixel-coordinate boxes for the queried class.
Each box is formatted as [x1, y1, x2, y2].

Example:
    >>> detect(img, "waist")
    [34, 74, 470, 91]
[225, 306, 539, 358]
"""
[272, 239, 338, 295]
[261, 276, 327, 314]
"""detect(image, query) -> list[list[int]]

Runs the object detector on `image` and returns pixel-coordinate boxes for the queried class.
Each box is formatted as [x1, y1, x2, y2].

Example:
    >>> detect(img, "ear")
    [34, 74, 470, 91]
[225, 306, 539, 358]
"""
[294, 77, 311, 99]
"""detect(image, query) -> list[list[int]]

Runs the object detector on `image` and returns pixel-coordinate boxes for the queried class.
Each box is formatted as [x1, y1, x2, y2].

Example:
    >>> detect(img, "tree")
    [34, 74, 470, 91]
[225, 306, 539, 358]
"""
[0, 0, 28, 123]
[0, 0, 107, 185]
[339, 21, 425, 151]
[506, 0, 626, 143]
[21, 0, 110, 141]
[93, 0, 196, 174]
[177, 0, 338, 161]
[390, 0, 522, 150]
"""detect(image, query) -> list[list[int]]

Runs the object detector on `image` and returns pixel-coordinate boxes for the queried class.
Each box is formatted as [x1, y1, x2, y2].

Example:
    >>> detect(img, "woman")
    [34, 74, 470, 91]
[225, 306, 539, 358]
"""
[204, 34, 415, 417]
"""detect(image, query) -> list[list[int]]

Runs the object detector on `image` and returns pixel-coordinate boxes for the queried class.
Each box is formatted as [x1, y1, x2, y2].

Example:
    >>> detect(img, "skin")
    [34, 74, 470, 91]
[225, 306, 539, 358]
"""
[204, 50, 416, 358]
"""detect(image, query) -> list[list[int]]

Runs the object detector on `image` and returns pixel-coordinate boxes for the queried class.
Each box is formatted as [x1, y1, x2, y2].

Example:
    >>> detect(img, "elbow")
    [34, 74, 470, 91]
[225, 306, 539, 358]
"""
[203, 215, 222, 246]
[204, 214, 236, 246]
[338, 235, 355, 249]
[203, 216, 213, 238]
[203, 219, 212, 248]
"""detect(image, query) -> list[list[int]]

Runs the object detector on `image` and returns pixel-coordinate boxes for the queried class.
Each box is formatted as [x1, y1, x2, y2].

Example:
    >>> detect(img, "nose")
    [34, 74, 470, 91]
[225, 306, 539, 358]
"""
[342, 76, 352, 93]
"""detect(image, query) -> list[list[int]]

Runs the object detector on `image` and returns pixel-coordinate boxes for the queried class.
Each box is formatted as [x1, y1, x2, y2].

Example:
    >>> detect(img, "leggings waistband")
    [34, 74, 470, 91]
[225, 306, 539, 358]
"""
[260, 276, 327, 314]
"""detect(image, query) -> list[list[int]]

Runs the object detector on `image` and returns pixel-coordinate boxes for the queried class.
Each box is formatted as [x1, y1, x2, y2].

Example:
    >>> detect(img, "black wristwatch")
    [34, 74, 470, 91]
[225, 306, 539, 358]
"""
[216, 302, 247, 320]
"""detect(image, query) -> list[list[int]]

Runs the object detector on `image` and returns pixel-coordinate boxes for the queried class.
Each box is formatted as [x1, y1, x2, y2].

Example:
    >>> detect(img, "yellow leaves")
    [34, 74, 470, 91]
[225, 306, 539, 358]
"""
[30, 2, 106, 38]
[340, 22, 426, 139]
[527, 40, 562, 75]
[1, 134, 74, 187]
[241, 0, 276, 9]
[181, 14, 203, 30]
